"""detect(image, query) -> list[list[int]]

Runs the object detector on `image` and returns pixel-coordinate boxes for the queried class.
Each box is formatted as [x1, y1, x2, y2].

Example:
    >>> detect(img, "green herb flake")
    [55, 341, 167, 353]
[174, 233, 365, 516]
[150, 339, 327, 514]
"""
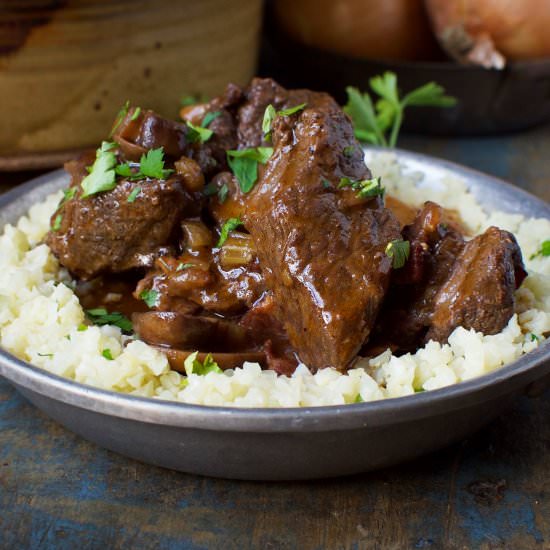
[217, 217, 243, 247]
[201, 111, 221, 128]
[126, 186, 142, 203]
[339, 176, 384, 199]
[139, 289, 160, 308]
[262, 104, 277, 140]
[102, 349, 114, 360]
[80, 141, 118, 198]
[186, 121, 213, 144]
[343, 146, 355, 158]
[354, 394, 364, 403]
[184, 351, 222, 376]
[129, 107, 141, 121]
[58, 187, 77, 209]
[278, 103, 307, 117]
[77, 324, 88, 332]
[85, 308, 133, 333]
[139, 147, 174, 180]
[37, 352, 53, 358]
[385, 239, 411, 269]
[226, 147, 273, 193]
[530, 240, 550, 260]
[321, 178, 331, 189]
[52, 214, 63, 232]
[110, 101, 130, 137]
[218, 183, 229, 204]
[530, 333, 540, 342]
[176, 262, 195, 271]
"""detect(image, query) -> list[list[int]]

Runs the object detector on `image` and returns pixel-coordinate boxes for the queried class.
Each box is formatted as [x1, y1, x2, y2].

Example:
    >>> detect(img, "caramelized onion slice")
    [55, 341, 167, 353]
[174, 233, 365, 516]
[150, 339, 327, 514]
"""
[182, 220, 213, 249]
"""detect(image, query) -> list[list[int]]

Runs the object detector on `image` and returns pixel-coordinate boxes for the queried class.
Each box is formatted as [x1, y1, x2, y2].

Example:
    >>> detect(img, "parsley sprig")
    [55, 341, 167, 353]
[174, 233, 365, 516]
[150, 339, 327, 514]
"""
[344, 72, 456, 147]
[80, 142, 118, 198]
[184, 351, 222, 376]
[116, 147, 174, 181]
[226, 147, 273, 193]
[262, 102, 307, 140]
[530, 240, 550, 260]
[85, 308, 133, 333]
[217, 218, 244, 247]
[139, 289, 160, 308]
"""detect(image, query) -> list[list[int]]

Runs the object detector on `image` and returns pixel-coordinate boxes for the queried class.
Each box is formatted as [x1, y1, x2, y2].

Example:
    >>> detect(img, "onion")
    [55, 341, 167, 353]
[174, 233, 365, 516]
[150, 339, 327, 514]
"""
[274, 0, 441, 61]
[424, 0, 550, 68]
[175, 156, 205, 192]
[219, 232, 256, 268]
[181, 220, 213, 249]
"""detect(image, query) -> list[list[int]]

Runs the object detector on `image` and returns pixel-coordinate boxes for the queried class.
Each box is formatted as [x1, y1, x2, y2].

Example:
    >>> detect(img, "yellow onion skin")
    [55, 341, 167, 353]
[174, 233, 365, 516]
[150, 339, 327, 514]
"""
[425, 0, 550, 68]
[274, 0, 441, 61]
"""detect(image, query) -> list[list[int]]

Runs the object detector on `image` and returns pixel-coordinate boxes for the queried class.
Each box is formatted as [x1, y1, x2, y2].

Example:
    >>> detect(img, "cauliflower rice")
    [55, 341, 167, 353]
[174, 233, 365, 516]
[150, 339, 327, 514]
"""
[1, 152, 549, 407]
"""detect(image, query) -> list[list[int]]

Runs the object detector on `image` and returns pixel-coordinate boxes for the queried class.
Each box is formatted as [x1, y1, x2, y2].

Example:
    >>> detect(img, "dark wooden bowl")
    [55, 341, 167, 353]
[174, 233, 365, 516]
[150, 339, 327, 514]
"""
[260, 22, 550, 136]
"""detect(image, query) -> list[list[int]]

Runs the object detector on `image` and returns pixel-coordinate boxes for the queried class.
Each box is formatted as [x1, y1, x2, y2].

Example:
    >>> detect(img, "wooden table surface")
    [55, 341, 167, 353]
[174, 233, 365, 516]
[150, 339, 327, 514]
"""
[1, 124, 549, 549]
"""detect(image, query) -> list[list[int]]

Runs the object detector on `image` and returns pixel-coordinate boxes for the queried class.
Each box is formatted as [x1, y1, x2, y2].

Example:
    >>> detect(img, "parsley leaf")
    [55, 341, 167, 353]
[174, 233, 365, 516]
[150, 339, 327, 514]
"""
[278, 103, 307, 117]
[262, 103, 306, 141]
[58, 187, 76, 209]
[530, 240, 550, 260]
[201, 111, 221, 128]
[226, 147, 273, 193]
[385, 239, 410, 269]
[80, 142, 118, 198]
[37, 352, 54, 358]
[217, 217, 243, 247]
[344, 72, 456, 147]
[52, 214, 62, 231]
[186, 121, 213, 144]
[110, 101, 130, 137]
[139, 289, 160, 308]
[184, 351, 222, 376]
[127, 186, 142, 203]
[85, 308, 133, 333]
[139, 147, 174, 179]
[102, 349, 114, 360]
[530, 333, 540, 342]
[176, 262, 195, 271]
[203, 181, 229, 204]
[129, 107, 141, 121]
[339, 176, 384, 198]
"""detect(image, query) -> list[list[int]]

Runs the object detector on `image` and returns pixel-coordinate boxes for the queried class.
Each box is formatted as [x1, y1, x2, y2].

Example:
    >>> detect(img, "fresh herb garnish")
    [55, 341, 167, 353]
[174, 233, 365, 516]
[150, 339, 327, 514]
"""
[77, 323, 88, 332]
[354, 394, 364, 403]
[184, 351, 222, 376]
[530, 333, 540, 342]
[226, 147, 273, 193]
[80, 141, 118, 198]
[338, 176, 384, 199]
[343, 146, 355, 158]
[344, 72, 456, 147]
[176, 262, 195, 271]
[204, 181, 229, 204]
[52, 214, 63, 231]
[130, 107, 141, 121]
[262, 103, 307, 140]
[186, 121, 213, 144]
[201, 111, 221, 128]
[127, 186, 142, 203]
[110, 100, 130, 137]
[37, 352, 54, 358]
[217, 217, 243, 247]
[321, 178, 331, 189]
[139, 147, 174, 179]
[85, 308, 133, 333]
[385, 239, 411, 269]
[58, 187, 76, 209]
[102, 349, 114, 360]
[139, 289, 160, 308]
[530, 240, 550, 260]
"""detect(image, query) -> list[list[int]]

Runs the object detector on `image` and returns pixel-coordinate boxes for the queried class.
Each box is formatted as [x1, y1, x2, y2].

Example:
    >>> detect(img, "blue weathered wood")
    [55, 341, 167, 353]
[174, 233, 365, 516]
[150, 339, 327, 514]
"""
[1, 124, 549, 549]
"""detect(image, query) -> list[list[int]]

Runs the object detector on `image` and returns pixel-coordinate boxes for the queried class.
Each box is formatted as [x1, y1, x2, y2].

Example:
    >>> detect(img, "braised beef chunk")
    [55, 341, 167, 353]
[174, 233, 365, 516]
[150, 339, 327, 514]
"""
[369, 204, 527, 353]
[245, 92, 401, 371]
[46, 158, 196, 280]
[427, 227, 527, 342]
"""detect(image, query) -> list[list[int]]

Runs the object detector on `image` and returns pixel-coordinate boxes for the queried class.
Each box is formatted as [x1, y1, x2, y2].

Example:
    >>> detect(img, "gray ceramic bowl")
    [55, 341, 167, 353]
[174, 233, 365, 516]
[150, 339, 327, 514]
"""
[0, 149, 549, 480]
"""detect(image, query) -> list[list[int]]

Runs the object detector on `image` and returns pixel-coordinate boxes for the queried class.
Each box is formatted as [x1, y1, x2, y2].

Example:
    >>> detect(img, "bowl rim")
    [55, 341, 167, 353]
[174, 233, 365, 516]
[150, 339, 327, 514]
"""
[1, 148, 549, 433]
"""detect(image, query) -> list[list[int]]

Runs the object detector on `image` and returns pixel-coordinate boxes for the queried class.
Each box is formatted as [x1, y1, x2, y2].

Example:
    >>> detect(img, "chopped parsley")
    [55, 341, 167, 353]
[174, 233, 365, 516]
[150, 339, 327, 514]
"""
[52, 214, 62, 231]
[102, 349, 114, 361]
[59, 187, 77, 208]
[126, 186, 142, 203]
[226, 147, 273, 193]
[530, 240, 550, 260]
[354, 394, 364, 403]
[201, 111, 221, 128]
[203, 181, 228, 204]
[139, 288, 160, 308]
[217, 217, 243, 247]
[338, 176, 384, 199]
[130, 107, 141, 121]
[262, 103, 306, 140]
[37, 352, 53, 358]
[184, 351, 222, 376]
[343, 145, 355, 158]
[186, 121, 213, 144]
[139, 147, 174, 179]
[77, 323, 88, 332]
[80, 141, 118, 198]
[530, 333, 540, 342]
[85, 308, 133, 333]
[176, 262, 195, 271]
[110, 100, 130, 137]
[385, 239, 411, 269]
